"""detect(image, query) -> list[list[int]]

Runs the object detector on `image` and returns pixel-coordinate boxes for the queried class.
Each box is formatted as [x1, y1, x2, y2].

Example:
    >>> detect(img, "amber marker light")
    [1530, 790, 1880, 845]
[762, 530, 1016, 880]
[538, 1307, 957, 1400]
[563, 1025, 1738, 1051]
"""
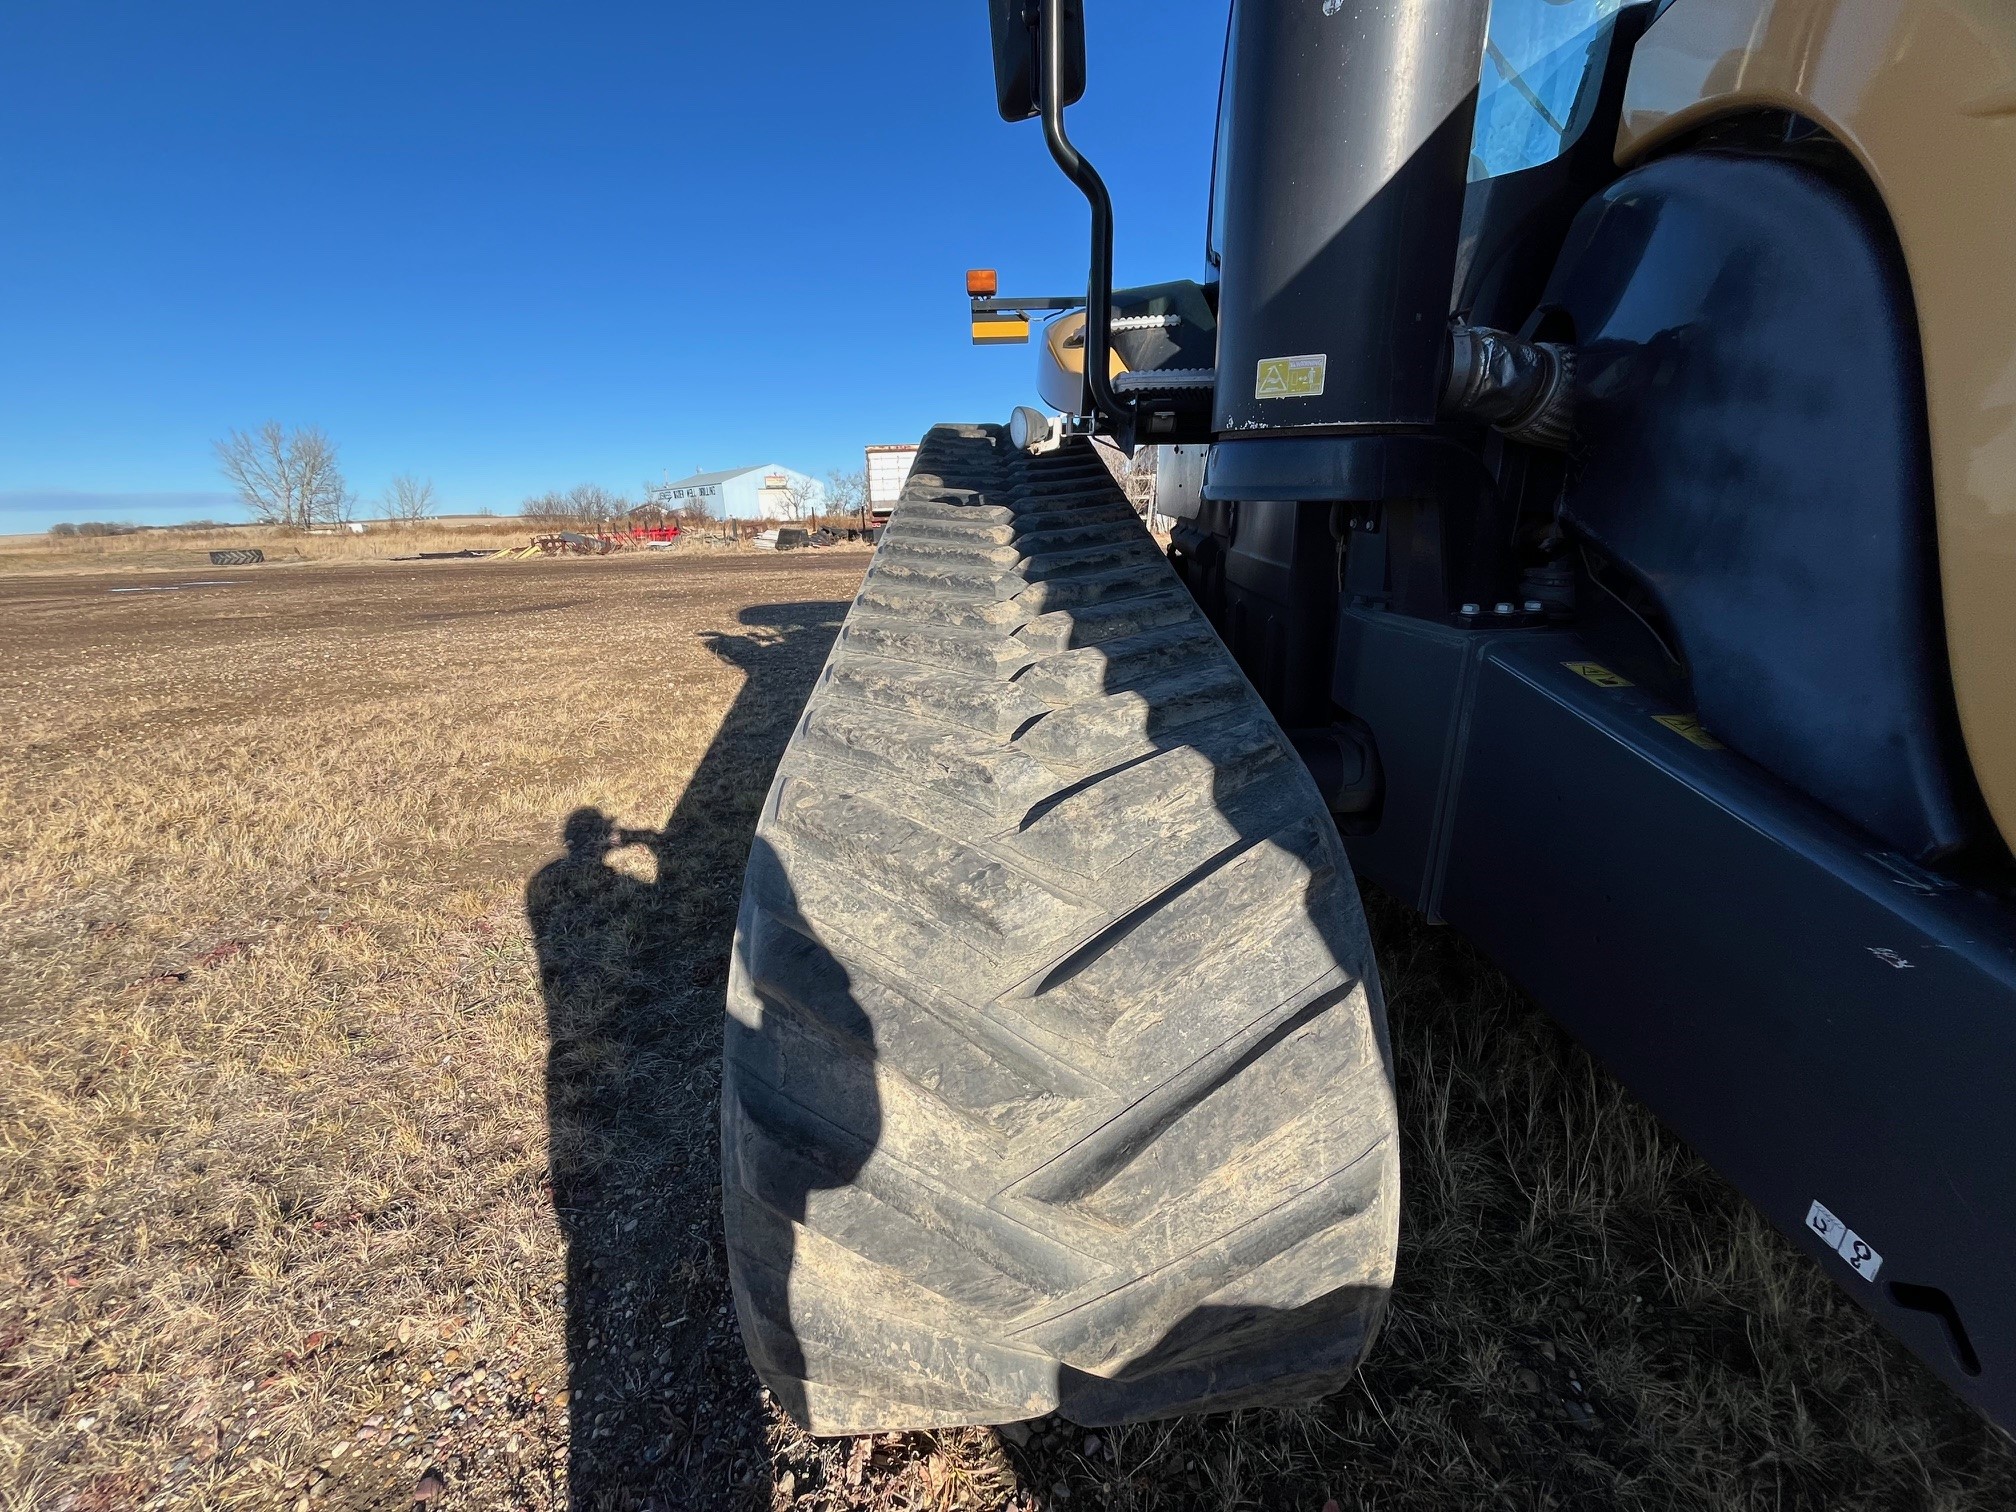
[966, 268, 998, 297]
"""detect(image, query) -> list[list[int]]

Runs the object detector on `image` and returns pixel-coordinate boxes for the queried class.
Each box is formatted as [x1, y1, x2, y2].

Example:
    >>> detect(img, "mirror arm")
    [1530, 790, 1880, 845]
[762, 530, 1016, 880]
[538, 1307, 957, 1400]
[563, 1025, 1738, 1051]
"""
[1038, 0, 1131, 437]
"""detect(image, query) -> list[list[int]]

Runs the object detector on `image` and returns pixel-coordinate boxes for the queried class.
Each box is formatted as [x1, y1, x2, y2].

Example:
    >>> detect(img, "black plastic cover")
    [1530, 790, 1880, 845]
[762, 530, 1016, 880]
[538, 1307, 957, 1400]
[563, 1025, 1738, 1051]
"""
[1331, 606, 2016, 1426]
[1545, 152, 1975, 861]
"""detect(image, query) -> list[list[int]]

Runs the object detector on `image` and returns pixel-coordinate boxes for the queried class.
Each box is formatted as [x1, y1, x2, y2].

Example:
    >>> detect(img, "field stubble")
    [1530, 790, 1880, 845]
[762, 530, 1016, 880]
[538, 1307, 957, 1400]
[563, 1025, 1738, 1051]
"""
[2, 524, 536, 577]
[0, 551, 2008, 1511]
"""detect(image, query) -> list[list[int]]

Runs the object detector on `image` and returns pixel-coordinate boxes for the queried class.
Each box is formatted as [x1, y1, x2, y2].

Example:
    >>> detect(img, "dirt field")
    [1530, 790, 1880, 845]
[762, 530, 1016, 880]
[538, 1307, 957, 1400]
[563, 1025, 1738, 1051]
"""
[2, 552, 2010, 1511]
[0, 524, 538, 578]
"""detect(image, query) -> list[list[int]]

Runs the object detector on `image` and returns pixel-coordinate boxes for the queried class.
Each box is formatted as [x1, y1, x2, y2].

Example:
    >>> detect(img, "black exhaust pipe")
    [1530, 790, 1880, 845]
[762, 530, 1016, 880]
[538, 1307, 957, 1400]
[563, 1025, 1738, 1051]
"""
[1211, 0, 1489, 438]
[1200, 0, 1493, 722]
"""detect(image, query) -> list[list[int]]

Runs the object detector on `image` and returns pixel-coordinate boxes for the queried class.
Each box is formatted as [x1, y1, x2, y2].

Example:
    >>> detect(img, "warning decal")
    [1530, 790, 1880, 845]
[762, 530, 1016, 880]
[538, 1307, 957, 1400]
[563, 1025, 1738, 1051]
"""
[1806, 1199, 1848, 1249]
[1653, 712, 1723, 749]
[1564, 661, 1631, 688]
[1255, 354, 1327, 400]
[1806, 1199, 1884, 1281]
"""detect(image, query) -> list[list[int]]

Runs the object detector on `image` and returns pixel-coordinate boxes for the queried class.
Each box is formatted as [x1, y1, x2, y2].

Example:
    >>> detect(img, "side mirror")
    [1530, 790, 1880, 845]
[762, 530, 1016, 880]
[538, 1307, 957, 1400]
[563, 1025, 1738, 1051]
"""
[989, 0, 1085, 123]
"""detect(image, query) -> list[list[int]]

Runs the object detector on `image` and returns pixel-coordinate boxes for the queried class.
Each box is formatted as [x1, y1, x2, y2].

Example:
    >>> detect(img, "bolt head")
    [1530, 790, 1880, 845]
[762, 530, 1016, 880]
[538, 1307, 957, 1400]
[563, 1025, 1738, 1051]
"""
[1523, 599, 1544, 612]
[1493, 602, 1515, 615]
[1459, 602, 1481, 615]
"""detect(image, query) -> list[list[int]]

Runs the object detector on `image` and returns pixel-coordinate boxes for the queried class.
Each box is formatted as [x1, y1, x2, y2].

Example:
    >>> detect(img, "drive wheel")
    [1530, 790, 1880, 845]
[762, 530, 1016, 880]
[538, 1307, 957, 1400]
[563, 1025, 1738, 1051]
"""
[723, 424, 1397, 1432]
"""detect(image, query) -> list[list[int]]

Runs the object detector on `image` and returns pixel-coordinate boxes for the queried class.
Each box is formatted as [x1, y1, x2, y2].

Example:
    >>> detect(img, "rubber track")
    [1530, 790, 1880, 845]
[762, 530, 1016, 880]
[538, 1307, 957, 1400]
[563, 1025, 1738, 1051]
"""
[724, 424, 1397, 1432]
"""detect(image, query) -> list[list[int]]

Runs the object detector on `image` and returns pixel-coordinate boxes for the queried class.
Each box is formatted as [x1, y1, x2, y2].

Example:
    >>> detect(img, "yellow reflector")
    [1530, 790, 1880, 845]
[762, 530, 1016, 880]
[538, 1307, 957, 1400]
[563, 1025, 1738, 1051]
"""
[966, 268, 998, 296]
[971, 317, 1030, 345]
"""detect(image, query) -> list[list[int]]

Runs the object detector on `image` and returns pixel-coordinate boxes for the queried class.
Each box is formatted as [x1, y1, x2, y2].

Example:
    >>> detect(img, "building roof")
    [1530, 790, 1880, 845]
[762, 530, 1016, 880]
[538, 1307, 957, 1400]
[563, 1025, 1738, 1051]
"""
[663, 464, 807, 491]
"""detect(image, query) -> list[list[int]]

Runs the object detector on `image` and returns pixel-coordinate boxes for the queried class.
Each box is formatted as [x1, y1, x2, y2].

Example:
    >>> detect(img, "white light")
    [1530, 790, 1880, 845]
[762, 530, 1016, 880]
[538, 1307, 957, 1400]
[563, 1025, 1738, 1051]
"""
[1008, 406, 1052, 451]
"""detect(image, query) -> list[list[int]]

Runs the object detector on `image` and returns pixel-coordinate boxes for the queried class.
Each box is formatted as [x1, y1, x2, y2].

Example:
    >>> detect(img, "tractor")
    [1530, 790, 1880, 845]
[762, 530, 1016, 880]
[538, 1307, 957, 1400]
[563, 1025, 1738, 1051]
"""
[723, 0, 2016, 1435]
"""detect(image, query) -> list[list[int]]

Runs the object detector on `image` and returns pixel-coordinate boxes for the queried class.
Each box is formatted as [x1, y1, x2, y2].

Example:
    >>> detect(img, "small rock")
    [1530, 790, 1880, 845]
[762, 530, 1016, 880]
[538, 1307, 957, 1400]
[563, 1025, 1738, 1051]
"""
[413, 1467, 446, 1502]
[397, 1319, 417, 1345]
[998, 1420, 1030, 1447]
[1514, 1368, 1541, 1394]
[777, 1469, 796, 1499]
[1082, 1434, 1100, 1455]
[1052, 1485, 1071, 1503]
[428, 1391, 452, 1412]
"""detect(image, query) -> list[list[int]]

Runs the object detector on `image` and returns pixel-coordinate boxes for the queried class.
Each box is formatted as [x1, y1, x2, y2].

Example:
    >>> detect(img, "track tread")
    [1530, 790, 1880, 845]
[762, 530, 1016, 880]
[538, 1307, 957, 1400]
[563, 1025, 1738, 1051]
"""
[725, 424, 1395, 1431]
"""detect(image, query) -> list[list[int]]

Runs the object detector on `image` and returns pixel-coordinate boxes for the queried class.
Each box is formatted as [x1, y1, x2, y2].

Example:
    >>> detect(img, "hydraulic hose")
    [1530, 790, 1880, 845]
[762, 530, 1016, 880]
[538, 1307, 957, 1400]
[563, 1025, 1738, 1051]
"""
[1441, 325, 1576, 448]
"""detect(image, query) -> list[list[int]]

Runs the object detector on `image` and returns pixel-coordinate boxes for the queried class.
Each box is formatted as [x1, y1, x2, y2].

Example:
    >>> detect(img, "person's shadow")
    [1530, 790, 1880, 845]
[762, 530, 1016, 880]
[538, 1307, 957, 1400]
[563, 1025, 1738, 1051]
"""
[527, 600, 851, 1510]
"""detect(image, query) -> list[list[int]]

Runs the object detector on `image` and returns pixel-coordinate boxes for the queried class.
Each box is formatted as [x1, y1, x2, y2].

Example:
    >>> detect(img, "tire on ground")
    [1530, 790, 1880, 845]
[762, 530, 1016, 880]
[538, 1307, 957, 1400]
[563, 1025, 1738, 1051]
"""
[723, 424, 1397, 1433]
[208, 549, 264, 566]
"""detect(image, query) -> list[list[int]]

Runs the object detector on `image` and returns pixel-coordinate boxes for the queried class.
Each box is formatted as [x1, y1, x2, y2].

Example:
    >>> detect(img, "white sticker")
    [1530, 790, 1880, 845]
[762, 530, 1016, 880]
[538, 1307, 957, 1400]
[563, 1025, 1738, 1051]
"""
[1806, 1199, 1847, 1248]
[1255, 354, 1327, 400]
[1838, 1228, 1884, 1281]
[1806, 1199, 1883, 1281]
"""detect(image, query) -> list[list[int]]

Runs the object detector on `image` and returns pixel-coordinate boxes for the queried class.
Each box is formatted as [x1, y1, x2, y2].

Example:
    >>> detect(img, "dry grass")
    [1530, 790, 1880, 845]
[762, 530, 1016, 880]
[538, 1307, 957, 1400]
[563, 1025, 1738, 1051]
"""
[0, 522, 809, 578]
[0, 523, 538, 576]
[0, 553, 2009, 1511]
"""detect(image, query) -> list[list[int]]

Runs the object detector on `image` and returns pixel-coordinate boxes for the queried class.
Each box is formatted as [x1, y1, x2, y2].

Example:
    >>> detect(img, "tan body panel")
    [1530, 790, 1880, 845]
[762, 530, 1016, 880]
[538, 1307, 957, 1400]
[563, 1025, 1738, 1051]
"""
[1618, 0, 2016, 849]
[1037, 310, 1127, 415]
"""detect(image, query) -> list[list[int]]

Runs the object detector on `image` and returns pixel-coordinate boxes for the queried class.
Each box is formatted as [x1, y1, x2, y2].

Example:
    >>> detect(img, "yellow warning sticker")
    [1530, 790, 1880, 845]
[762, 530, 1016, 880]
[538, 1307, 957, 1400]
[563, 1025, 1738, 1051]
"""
[1653, 713, 1723, 750]
[1255, 353, 1327, 399]
[1564, 661, 1632, 688]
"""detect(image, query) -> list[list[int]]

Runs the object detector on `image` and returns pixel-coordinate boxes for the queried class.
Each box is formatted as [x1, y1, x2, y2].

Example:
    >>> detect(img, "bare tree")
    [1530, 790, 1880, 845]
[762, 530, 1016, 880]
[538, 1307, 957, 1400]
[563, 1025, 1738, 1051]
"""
[520, 490, 568, 525]
[214, 422, 352, 530]
[383, 474, 437, 527]
[780, 474, 824, 523]
[520, 484, 628, 530]
[1093, 438, 1157, 517]
[823, 467, 866, 525]
[565, 484, 627, 527]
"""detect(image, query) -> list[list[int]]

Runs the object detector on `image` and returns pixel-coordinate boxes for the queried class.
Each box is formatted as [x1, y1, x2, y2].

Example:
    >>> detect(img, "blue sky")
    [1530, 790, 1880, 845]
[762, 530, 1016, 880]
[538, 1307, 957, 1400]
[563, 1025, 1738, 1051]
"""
[0, 1, 1228, 532]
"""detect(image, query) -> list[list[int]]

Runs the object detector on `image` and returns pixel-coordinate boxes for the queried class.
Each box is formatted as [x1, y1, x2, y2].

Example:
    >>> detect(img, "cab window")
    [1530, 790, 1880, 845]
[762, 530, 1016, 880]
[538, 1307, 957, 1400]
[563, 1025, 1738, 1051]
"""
[1469, 0, 1636, 180]
[1210, 0, 1639, 262]
[1206, 1, 1239, 268]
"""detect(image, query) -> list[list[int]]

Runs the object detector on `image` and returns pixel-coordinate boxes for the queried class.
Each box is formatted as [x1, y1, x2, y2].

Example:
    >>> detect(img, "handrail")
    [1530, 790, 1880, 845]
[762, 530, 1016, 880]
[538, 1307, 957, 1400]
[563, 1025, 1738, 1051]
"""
[1038, 0, 1130, 434]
